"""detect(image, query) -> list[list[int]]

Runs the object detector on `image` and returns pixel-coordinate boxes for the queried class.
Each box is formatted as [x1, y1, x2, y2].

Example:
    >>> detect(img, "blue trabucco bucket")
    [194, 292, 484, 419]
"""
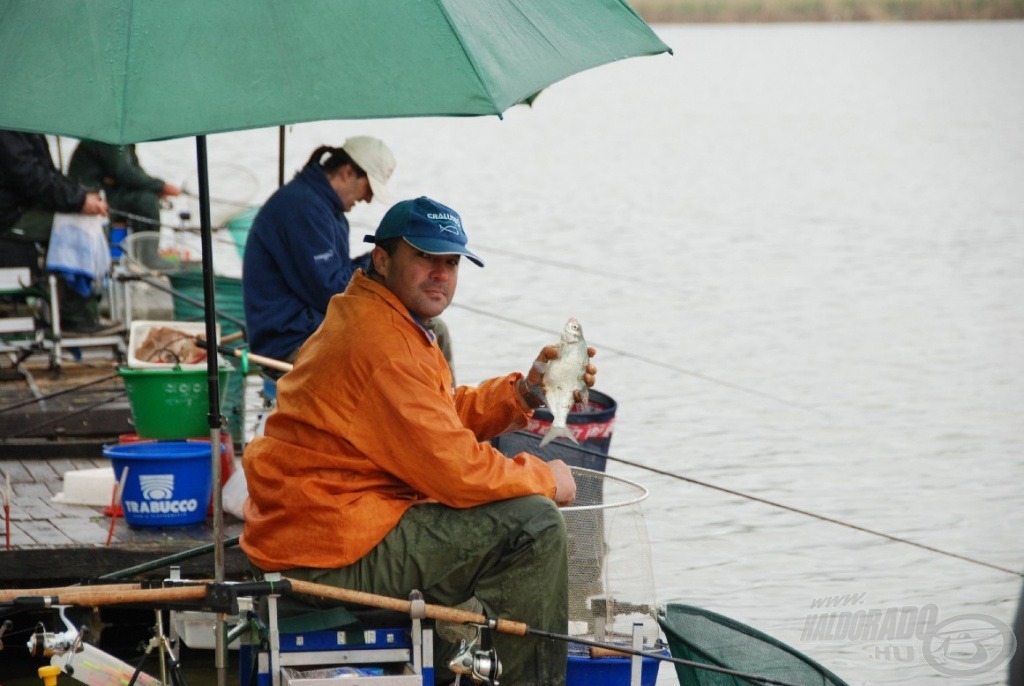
[104, 441, 213, 527]
[109, 225, 128, 259]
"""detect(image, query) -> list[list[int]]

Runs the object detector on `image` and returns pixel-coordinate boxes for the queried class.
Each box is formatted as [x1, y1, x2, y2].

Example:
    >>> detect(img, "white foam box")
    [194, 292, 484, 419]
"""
[173, 610, 242, 650]
[51, 467, 116, 507]
[127, 320, 219, 370]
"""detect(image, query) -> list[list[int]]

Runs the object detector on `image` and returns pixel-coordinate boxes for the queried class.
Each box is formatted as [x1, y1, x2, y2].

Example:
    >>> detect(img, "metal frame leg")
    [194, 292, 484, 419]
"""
[47, 273, 61, 372]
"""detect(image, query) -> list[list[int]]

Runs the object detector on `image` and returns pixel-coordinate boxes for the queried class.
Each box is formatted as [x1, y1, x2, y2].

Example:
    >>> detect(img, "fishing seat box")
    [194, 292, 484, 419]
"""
[240, 593, 428, 686]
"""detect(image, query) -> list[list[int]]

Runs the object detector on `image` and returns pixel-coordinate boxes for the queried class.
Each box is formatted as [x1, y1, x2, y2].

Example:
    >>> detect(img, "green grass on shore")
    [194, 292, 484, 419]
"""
[629, 0, 1024, 22]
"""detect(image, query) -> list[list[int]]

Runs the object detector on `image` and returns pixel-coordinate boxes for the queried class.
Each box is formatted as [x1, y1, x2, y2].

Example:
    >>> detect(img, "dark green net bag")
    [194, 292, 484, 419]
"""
[659, 604, 851, 686]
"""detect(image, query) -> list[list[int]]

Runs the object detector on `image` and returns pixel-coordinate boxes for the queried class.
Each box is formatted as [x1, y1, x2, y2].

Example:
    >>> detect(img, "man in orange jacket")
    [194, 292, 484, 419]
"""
[242, 196, 596, 685]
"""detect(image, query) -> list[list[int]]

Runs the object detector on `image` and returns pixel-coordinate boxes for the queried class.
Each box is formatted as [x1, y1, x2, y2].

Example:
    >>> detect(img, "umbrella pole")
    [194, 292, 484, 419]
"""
[278, 125, 286, 188]
[195, 135, 228, 686]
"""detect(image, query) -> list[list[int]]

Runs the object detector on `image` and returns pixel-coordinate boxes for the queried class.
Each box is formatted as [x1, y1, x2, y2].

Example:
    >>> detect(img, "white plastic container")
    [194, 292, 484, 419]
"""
[127, 320, 219, 370]
[172, 610, 242, 650]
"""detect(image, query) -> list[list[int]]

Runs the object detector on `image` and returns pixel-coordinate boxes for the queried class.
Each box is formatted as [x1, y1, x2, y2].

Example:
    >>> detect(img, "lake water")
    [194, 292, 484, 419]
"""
[8, 20, 1024, 686]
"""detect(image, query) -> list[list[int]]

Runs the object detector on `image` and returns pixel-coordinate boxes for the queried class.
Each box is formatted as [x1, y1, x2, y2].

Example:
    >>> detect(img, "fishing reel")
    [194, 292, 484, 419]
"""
[27, 606, 83, 658]
[448, 624, 502, 685]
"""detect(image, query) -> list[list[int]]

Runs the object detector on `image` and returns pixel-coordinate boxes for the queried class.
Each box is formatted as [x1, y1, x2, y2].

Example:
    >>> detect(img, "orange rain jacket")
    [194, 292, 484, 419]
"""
[241, 271, 556, 571]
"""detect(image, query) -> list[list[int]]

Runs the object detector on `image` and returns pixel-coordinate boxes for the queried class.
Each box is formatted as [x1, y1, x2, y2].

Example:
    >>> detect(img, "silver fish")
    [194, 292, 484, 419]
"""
[540, 317, 589, 447]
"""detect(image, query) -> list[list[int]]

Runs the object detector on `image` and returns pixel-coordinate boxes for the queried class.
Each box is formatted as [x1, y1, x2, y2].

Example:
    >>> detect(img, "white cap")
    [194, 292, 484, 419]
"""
[341, 136, 396, 205]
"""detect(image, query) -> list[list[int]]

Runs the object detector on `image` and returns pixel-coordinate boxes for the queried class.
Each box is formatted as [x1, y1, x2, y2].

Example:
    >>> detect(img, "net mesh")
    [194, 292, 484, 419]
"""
[659, 604, 851, 686]
[492, 430, 659, 651]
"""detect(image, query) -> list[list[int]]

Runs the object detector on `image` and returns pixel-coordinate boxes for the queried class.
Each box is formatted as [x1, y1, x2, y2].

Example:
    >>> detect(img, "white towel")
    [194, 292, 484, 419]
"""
[46, 213, 111, 297]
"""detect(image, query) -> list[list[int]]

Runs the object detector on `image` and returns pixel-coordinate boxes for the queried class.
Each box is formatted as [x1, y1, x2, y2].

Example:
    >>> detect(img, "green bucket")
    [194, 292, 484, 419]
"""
[167, 267, 247, 442]
[120, 367, 228, 439]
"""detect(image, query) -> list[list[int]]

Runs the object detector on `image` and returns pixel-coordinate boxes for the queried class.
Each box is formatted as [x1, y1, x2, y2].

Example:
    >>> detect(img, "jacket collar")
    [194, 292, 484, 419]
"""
[297, 163, 344, 214]
[348, 271, 435, 343]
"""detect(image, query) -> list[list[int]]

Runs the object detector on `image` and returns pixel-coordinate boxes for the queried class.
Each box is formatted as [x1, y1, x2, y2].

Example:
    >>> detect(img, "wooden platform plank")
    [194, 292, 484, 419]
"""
[58, 517, 115, 546]
[17, 518, 75, 546]
[12, 481, 56, 499]
[0, 459, 31, 481]
[23, 459, 60, 482]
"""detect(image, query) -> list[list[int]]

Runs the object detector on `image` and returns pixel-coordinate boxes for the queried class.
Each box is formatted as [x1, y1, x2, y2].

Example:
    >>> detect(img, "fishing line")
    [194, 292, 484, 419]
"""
[449, 302, 824, 415]
[181, 187, 260, 210]
[551, 436, 1024, 578]
[473, 244, 639, 285]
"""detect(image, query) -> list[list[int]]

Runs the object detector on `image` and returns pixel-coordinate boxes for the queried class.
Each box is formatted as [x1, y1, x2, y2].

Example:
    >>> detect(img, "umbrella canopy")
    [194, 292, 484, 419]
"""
[0, 0, 670, 144]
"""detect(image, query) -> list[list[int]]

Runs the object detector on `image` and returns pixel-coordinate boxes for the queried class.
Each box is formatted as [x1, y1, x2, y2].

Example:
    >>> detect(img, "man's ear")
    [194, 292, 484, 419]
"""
[371, 246, 388, 274]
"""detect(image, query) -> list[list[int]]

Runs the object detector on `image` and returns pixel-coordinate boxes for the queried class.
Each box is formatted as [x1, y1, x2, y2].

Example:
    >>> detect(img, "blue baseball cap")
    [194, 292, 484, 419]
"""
[364, 196, 484, 267]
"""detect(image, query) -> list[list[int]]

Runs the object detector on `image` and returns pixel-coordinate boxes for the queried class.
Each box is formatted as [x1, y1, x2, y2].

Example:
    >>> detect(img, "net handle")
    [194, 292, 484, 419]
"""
[560, 466, 649, 512]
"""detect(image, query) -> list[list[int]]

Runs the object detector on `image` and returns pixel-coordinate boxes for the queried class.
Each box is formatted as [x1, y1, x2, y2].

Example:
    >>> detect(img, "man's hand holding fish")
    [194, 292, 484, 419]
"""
[515, 342, 598, 412]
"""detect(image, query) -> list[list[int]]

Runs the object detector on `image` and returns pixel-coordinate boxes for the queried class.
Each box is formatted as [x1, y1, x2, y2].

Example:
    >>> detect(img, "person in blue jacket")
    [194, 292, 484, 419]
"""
[242, 136, 396, 366]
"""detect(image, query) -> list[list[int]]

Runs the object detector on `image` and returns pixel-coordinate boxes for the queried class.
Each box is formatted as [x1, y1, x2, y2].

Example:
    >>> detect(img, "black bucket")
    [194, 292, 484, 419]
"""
[524, 388, 617, 455]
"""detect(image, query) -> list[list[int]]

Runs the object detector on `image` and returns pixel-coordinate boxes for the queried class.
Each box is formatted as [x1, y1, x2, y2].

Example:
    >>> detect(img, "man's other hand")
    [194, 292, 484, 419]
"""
[547, 459, 576, 506]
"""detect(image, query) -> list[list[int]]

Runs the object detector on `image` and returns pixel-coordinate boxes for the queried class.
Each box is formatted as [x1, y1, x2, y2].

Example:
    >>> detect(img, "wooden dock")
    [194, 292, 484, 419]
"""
[1, 357, 249, 588]
[0, 451, 248, 588]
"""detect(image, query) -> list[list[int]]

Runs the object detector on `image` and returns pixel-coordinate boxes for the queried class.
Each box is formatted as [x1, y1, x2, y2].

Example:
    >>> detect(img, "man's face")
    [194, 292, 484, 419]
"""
[375, 240, 460, 320]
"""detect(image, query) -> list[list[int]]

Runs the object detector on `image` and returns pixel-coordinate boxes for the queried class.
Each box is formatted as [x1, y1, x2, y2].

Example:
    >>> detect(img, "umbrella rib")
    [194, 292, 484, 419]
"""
[117, 0, 140, 142]
[433, 2, 504, 115]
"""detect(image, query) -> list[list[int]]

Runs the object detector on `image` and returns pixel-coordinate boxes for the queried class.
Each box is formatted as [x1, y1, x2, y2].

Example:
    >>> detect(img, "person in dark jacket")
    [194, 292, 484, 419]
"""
[242, 136, 397, 365]
[0, 130, 110, 331]
[68, 141, 180, 228]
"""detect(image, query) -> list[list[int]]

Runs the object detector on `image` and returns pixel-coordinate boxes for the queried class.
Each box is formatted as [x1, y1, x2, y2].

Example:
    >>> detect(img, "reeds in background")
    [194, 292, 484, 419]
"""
[629, 0, 1024, 22]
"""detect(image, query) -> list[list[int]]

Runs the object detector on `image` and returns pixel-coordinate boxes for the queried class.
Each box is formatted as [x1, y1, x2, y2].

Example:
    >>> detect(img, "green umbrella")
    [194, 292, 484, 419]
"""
[0, 3, 669, 674]
[0, 0, 669, 143]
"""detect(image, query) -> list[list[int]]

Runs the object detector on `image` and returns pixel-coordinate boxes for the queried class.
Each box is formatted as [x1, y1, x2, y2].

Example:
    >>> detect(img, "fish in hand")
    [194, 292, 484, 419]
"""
[540, 317, 589, 447]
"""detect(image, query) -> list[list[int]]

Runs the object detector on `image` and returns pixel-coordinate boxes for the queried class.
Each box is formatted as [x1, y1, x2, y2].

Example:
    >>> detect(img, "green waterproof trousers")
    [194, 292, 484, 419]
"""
[283, 495, 569, 686]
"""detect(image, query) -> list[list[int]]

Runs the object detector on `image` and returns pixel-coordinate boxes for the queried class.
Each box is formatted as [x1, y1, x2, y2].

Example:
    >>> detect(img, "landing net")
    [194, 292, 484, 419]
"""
[493, 430, 659, 651]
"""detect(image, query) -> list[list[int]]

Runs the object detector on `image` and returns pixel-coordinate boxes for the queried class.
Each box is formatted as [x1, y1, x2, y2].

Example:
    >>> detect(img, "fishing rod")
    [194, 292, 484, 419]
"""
[450, 302, 825, 416]
[0, 538, 239, 602]
[285, 578, 806, 686]
[0, 391, 125, 442]
[99, 535, 241, 581]
[109, 208, 240, 250]
[546, 434, 1023, 578]
[5, 583, 209, 608]
[117, 273, 248, 335]
[0, 583, 143, 604]
[0, 372, 120, 415]
[109, 208, 185, 232]
[0, 574, 804, 684]
[191, 338, 292, 374]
